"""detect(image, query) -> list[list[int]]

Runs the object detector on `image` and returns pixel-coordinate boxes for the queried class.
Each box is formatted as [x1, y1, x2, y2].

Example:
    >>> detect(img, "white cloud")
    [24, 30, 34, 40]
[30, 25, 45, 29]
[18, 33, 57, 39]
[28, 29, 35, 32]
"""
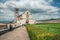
[0, 3, 7, 8]
[0, 0, 60, 20]
[4, 0, 52, 8]
[0, 3, 15, 21]
[4, 0, 59, 12]
[32, 13, 59, 20]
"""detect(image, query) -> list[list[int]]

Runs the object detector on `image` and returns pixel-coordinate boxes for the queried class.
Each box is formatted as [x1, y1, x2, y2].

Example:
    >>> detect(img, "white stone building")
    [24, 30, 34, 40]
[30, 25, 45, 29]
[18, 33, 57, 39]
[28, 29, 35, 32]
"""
[18, 10, 36, 24]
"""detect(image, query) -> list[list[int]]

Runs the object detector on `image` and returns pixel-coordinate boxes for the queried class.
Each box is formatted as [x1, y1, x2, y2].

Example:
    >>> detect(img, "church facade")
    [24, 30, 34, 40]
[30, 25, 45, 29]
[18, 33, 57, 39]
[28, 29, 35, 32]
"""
[18, 10, 36, 25]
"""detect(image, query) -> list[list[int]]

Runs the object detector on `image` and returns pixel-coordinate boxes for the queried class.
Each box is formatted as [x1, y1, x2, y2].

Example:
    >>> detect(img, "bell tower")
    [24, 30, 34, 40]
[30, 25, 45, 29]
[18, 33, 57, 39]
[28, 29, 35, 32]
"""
[15, 8, 19, 16]
[14, 8, 19, 23]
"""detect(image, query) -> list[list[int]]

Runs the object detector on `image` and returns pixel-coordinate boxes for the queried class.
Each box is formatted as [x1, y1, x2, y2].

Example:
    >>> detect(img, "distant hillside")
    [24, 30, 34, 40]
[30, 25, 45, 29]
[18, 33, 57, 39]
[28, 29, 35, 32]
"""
[0, 20, 14, 24]
[36, 18, 60, 23]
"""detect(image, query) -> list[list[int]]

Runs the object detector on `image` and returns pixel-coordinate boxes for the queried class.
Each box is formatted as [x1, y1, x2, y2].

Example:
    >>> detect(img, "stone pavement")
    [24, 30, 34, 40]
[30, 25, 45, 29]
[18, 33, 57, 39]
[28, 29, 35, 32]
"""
[0, 26, 30, 40]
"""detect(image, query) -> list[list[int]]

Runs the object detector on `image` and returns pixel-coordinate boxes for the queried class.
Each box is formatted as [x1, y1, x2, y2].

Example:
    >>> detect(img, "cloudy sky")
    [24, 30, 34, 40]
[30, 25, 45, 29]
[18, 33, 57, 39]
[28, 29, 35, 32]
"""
[0, 0, 60, 21]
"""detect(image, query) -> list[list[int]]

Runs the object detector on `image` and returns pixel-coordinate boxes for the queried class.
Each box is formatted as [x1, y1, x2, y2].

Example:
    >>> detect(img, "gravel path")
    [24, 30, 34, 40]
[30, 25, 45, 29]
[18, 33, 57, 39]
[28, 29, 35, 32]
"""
[0, 26, 30, 40]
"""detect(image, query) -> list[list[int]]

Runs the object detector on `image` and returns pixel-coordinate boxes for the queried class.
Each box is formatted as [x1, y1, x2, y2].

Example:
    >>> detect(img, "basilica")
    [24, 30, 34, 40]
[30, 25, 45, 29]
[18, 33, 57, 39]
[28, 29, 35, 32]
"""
[0, 9, 36, 31]
[6, 9, 36, 28]
[17, 10, 36, 25]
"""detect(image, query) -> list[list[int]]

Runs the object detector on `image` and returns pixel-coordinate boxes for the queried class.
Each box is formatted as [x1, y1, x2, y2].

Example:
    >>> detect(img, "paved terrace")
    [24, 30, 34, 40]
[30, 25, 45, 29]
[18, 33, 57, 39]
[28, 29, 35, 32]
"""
[0, 26, 30, 40]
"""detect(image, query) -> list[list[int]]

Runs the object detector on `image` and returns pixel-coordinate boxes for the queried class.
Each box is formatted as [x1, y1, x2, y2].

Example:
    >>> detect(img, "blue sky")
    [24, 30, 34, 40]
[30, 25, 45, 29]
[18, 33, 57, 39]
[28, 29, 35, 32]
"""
[51, 0, 60, 8]
[0, 0, 60, 21]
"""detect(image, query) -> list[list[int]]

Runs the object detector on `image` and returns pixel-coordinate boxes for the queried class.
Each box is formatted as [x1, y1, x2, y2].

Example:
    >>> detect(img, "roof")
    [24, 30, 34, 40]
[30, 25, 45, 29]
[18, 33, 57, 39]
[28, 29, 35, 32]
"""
[23, 10, 32, 15]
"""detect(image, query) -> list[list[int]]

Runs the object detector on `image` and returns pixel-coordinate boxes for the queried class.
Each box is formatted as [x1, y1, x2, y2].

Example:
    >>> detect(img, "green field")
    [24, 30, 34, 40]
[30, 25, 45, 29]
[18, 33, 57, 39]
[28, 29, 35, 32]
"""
[26, 23, 60, 40]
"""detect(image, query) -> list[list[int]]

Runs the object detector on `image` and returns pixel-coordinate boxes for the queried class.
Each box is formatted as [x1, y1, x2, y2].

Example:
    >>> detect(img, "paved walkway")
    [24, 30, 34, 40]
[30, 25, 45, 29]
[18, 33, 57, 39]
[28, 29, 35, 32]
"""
[0, 26, 30, 40]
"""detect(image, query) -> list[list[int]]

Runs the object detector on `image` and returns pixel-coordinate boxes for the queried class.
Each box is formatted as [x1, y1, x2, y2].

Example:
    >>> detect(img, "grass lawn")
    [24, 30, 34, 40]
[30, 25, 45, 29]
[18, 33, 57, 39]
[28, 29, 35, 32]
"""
[26, 23, 60, 40]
